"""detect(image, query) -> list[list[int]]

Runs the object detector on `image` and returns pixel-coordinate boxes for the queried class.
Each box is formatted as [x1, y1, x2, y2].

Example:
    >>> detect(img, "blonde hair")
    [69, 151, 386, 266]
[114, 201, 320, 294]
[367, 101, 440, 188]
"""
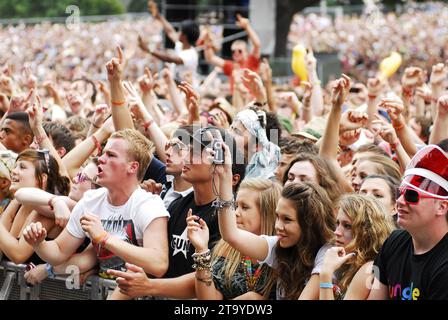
[359, 155, 402, 182]
[212, 178, 281, 297]
[336, 194, 395, 294]
[110, 129, 155, 181]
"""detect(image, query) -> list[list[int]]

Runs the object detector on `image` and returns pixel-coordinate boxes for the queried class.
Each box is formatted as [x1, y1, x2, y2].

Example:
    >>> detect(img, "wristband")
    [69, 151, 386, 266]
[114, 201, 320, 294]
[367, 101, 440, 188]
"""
[92, 231, 108, 244]
[91, 135, 102, 156]
[45, 263, 56, 279]
[111, 100, 126, 106]
[389, 141, 400, 151]
[143, 119, 154, 132]
[368, 94, 377, 100]
[92, 122, 101, 129]
[392, 123, 405, 131]
[320, 282, 334, 289]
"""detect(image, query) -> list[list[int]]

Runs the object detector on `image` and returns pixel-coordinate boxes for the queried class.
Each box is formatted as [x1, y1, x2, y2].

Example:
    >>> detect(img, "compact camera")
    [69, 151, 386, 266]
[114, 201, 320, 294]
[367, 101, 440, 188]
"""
[211, 140, 224, 164]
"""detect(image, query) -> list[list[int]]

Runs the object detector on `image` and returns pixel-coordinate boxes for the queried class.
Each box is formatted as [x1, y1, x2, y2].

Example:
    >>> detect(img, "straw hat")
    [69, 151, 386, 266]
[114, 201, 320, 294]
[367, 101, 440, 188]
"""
[292, 117, 327, 142]
[0, 151, 17, 181]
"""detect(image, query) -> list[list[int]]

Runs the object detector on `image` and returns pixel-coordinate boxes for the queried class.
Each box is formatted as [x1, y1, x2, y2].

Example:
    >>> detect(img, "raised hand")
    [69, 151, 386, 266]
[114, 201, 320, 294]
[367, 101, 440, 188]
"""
[430, 63, 447, 86]
[97, 80, 111, 99]
[378, 97, 404, 123]
[138, 35, 150, 54]
[401, 66, 424, 89]
[23, 222, 47, 247]
[436, 95, 448, 117]
[339, 129, 361, 147]
[178, 81, 200, 124]
[26, 93, 44, 131]
[305, 47, 317, 74]
[0, 75, 15, 97]
[367, 77, 383, 98]
[92, 104, 111, 129]
[138, 67, 158, 93]
[376, 122, 399, 146]
[106, 46, 124, 83]
[415, 86, 433, 104]
[0, 93, 10, 113]
[241, 68, 266, 103]
[340, 109, 368, 133]
[148, 0, 160, 19]
[331, 74, 351, 108]
[186, 209, 209, 252]
[236, 13, 249, 30]
[259, 58, 272, 83]
[23, 67, 37, 90]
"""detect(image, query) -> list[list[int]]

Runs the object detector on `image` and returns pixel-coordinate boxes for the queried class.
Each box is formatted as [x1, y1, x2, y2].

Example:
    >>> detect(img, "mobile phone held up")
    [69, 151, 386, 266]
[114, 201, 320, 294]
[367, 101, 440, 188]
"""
[211, 140, 224, 164]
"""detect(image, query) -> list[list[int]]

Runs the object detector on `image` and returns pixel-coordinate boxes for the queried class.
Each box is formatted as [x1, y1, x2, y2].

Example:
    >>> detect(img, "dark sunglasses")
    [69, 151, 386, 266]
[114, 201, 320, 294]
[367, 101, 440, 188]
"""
[398, 185, 443, 205]
[74, 172, 101, 189]
[232, 49, 242, 54]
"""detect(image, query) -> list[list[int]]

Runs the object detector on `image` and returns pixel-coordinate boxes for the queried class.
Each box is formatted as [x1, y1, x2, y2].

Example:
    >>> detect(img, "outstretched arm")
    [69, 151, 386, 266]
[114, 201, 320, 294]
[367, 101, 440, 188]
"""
[236, 14, 260, 59]
[214, 143, 270, 261]
[148, 0, 179, 44]
[106, 46, 134, 131]
[23, 224, 85, 266]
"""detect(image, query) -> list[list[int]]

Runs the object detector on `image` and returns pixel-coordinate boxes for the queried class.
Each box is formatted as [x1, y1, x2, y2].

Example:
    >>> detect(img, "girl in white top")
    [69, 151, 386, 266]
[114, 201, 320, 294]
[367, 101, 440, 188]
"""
[214, 142, 336, 300]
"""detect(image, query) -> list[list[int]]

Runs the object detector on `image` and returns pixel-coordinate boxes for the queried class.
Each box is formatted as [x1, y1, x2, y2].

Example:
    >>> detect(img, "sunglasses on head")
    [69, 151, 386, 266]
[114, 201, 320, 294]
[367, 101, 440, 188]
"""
[74, 171, 101, 189]
[75, 172, 95, 184]
[37, 149, 50, 174]
[398, 185, 444, 205]
[165, 140, 188, 153]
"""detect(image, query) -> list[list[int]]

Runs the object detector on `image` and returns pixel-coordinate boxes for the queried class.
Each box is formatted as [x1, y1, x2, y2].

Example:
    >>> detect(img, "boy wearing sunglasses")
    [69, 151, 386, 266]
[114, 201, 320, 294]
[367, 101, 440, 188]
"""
[203, 14, 261, 93]
[369, 145, 448, 300]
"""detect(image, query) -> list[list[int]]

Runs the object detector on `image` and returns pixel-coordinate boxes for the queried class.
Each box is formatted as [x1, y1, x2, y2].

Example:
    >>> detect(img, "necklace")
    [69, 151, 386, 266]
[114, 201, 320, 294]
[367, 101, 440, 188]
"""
[242, 256, 263, 291]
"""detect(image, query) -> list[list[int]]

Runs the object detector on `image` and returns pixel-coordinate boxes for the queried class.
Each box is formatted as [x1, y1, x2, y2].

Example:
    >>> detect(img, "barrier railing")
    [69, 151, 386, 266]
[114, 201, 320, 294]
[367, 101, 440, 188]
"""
[0, 260, 116, 300]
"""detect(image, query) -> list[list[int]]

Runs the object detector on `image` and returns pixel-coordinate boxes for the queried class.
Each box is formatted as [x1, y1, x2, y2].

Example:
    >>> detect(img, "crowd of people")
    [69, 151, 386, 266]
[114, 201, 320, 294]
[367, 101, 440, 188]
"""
[289, 2, 448, 81]
[0, 0, 448, 300]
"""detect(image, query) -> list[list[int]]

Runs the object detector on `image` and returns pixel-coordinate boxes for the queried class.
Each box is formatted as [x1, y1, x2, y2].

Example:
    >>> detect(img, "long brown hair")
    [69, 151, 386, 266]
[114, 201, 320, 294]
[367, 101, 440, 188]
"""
[283, 153, 343, 204]
[212, 178, 281, 297]
[16, 149, 70, 195]
[335, 194, 395, 293]
[275, 182, 336, 299]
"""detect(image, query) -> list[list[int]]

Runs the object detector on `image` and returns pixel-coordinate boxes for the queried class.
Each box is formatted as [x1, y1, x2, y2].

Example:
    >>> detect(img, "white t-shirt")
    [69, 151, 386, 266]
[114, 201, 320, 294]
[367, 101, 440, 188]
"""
[311, 243, 333, 275]
[162, 175, 193, 209]
[67, 187, 169, 246]
[172, 41, 198, 87]
[259, 235, 279, 268]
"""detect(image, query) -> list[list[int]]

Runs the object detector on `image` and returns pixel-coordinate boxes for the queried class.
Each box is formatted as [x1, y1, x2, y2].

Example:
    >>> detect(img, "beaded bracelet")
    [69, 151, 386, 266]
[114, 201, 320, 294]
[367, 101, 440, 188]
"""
[212, 198, 236, 211]
[195, 274, 213, 286]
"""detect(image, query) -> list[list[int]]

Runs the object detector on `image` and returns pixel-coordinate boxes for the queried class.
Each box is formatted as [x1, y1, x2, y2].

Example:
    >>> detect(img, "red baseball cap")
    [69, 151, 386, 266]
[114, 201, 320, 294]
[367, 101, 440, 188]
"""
[402, 145, 448, 199]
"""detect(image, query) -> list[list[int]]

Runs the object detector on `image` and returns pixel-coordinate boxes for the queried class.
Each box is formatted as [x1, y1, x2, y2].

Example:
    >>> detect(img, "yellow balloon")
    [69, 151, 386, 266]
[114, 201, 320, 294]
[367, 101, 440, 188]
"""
[379, 52, 402, 79]
[291, 44, 308, 81]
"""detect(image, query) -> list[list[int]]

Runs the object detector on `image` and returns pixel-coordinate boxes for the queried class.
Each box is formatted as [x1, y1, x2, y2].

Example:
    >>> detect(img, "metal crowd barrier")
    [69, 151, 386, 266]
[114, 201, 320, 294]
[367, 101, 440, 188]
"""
[0, 260, 116, 300]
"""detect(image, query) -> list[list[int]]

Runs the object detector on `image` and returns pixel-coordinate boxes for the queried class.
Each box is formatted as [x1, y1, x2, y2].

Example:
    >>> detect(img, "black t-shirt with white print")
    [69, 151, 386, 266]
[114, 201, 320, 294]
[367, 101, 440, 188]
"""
[165, 192, 220, 278]
[374, 229, 448, 300]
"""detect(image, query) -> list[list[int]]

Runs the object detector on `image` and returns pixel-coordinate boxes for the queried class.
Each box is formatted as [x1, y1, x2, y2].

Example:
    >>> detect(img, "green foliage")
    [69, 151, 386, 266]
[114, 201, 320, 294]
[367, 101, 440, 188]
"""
[0, 0, 125, 19]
